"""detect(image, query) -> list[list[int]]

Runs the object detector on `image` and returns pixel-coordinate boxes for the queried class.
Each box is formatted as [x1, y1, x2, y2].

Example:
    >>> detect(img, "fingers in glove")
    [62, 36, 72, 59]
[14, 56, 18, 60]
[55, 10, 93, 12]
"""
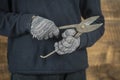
[36, 36, 41, 40]
[44, 25, 53, 40]
[71, 38, 80, 49]
[64, 48, 73, 54]
[54, 42, 66, 55]
[66, 29, 76, 36]
[65, 36, 75, 44]
[54, 42, 59, 51]
[65, 38, 80, 53]
[31, 16, 43, 28]
[62, 29, 76, 38]
[37, 35, 44, 40]
[63, 37, 80, 54]
[43, 22, 56, 39]
[58, 41, 64, 51]
[61, 38, 72, 48]
[34, 19, 48, 30]
[44, 35, 49, 40]
[47, 23, 56, 38]
[55, 41, 73, 55]
[39, 23, 52, 40]
[57, 50, 65, 55]
[31, 23, 48, 39]
[53, 26, 59, 37]
[31, 17, 57, 40]
[35, 19, 51, 33]
[48, 31, 54, 38]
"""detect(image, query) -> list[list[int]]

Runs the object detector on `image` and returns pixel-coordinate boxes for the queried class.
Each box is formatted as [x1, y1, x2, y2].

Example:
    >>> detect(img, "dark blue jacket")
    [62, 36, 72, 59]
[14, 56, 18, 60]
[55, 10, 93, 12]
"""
[0, 0, 105, 74]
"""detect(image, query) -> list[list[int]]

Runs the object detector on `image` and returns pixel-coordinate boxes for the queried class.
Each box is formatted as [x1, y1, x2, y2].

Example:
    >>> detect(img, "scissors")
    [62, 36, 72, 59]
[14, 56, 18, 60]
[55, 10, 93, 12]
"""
[40, 16, 103, 59]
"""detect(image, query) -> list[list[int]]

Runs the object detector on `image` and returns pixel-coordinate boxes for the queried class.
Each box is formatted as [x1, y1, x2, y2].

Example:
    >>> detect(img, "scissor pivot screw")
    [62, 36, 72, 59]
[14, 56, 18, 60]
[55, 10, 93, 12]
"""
[81, 25, 85, 29]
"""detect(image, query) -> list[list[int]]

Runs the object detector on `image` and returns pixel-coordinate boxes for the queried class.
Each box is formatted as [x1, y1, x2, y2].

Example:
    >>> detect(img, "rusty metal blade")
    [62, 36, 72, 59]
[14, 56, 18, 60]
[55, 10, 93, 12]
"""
[81, 16, 100, 25]
[59, 16, 100, 30]
[78, 23, 103, 33]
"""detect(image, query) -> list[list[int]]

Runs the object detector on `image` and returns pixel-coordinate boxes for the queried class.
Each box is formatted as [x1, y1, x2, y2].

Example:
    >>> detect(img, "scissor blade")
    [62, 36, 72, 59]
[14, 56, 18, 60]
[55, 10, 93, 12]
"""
[82, 23, 103, 33]
[59, 16, 100, 30]
[81, 16, 100, 25]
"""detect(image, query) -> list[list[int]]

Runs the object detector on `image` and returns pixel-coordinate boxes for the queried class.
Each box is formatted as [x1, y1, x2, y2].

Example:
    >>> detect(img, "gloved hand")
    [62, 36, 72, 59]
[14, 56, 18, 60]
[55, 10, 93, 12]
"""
[30, 16, 59, 40]
[54, 29, 80, 55]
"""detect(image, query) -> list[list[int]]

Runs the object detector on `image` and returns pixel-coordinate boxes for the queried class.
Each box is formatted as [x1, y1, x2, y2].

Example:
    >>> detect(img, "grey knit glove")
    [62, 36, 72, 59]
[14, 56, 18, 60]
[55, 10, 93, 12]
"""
[31, 16, 59, 40]
[54, 29, 80, 55]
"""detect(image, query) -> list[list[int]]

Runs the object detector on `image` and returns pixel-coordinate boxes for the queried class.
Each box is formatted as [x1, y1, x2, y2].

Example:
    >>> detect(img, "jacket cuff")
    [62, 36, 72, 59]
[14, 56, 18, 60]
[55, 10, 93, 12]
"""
[18, 14, 34, 33]
[79, 33, 88, 49]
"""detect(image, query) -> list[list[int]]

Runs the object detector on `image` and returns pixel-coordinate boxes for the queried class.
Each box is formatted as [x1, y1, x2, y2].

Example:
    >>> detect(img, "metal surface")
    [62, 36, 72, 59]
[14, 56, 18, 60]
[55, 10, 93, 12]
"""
[59, 16, 102, 32]
[40, 16, 103, 59]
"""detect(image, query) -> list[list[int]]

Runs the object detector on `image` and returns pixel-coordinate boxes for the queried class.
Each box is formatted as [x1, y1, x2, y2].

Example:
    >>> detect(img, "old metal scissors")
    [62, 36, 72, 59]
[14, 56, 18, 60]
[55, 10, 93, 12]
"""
[40, 16, 103, 59]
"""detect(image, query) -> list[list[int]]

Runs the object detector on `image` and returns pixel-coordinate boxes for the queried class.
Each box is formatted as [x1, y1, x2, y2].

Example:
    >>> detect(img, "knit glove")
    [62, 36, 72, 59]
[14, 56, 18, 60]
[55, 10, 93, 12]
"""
[54, 29, 80, 55]
[30, 16, 59, 40]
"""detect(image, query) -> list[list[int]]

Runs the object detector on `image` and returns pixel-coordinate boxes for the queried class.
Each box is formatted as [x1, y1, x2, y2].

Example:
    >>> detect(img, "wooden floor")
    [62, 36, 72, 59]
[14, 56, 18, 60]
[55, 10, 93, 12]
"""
[0, 0, 120, 80]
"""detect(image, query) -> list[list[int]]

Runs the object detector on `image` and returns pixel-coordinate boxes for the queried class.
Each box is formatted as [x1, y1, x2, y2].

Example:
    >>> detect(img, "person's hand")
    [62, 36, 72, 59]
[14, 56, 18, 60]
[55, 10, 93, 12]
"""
[54, 29, 80, 55]
[30, 16, 59, 40]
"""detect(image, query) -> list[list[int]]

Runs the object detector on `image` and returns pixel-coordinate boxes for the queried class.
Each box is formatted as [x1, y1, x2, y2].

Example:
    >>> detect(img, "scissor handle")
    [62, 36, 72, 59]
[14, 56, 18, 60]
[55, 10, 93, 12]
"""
[59, 24, 78, 29]
[40, 50, 56, 59]
[40, 32, 82, 59]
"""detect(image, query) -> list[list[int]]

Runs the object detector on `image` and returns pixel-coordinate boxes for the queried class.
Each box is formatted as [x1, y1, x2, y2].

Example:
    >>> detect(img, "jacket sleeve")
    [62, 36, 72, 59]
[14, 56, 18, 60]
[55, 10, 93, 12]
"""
[79, 0, 105, 49]
[0, 0, 33, 37]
